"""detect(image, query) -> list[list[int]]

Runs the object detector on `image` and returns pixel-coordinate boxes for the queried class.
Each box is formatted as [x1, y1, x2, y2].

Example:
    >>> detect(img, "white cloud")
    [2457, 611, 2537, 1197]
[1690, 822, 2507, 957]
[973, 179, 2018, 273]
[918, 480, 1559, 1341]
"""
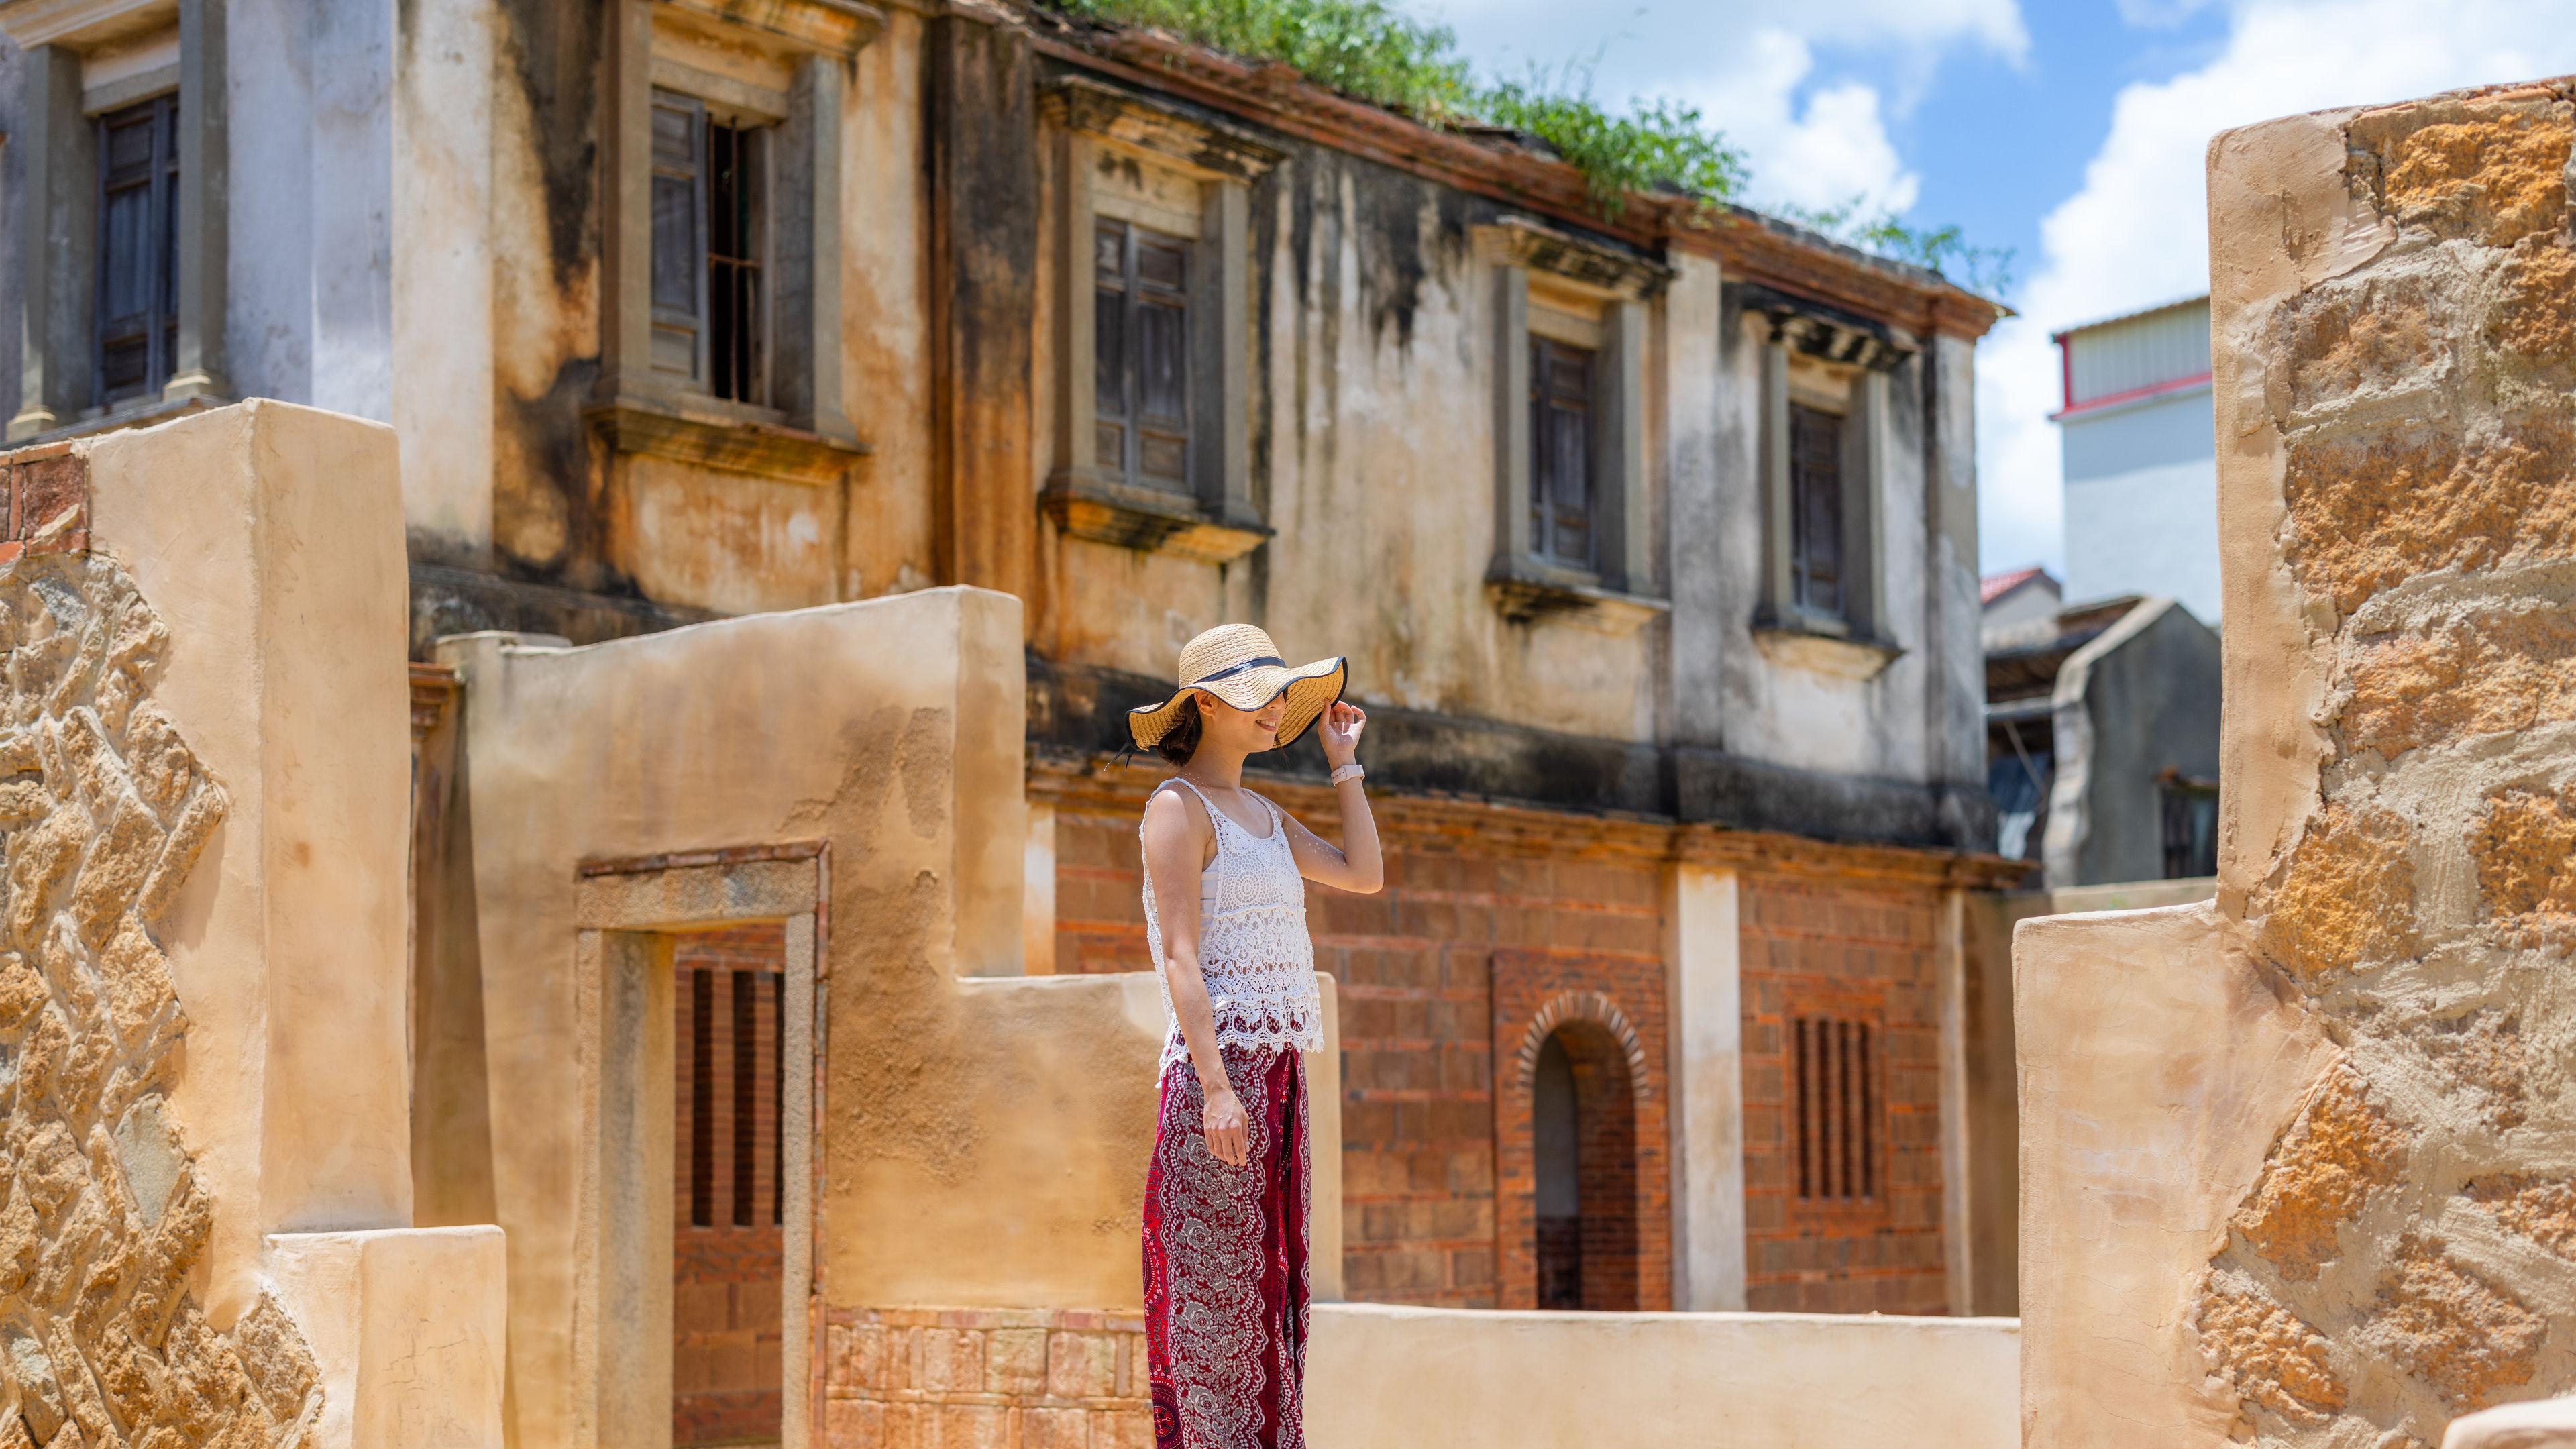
[1979, 0, 2576, 580]
[1430, 0, 2026, 217]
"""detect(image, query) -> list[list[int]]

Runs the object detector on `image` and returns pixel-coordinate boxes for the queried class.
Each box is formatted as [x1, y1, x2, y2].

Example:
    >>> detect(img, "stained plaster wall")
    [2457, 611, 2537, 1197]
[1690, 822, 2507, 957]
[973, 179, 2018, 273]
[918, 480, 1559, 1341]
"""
[0, 402, 504, 1449]
[2019, 78, 2576, 1446]
[1028, 115, 1988, 804]
[425, 585, 1344, 1449]
[451, 0, 934, 610]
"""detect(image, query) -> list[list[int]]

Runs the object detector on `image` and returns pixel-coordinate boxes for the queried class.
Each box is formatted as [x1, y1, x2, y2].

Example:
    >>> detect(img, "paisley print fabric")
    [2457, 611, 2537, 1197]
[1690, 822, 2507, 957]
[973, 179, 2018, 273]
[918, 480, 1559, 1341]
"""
[1142, 780, 1325, 1073]
[1143, 1045, 1309, 1449]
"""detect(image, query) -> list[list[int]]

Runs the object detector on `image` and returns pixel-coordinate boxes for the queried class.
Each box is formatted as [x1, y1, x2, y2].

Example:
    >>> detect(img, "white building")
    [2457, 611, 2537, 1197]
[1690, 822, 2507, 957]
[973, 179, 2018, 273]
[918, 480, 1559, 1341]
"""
[2053, 297, 2220, 623]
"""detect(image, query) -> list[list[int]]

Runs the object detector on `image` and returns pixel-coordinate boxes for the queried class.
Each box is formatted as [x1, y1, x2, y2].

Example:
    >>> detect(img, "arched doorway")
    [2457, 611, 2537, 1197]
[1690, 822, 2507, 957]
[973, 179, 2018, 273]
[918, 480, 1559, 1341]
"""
[1528, 1020, 1641, 1311]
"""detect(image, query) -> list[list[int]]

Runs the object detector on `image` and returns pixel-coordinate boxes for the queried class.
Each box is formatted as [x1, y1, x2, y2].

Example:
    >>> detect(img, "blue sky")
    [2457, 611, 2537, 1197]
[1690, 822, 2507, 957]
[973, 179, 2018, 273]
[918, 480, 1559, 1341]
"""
[1418, 0, 2576, 578]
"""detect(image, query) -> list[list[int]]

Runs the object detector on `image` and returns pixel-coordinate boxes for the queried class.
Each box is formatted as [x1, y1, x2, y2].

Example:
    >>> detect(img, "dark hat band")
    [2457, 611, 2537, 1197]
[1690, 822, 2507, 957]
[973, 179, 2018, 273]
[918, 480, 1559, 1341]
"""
[1188, 655, 1285, 686]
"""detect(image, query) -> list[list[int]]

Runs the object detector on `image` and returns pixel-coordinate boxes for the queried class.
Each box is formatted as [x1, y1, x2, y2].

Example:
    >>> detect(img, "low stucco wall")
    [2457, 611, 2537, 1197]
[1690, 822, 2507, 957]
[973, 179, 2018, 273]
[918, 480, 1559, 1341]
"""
[1304, 1303, 2018, 1448]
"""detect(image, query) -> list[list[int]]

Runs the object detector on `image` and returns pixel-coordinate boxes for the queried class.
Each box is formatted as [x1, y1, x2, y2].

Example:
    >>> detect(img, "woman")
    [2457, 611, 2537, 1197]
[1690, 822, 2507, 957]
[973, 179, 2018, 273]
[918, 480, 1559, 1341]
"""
[1127, 624, 1383, 1449]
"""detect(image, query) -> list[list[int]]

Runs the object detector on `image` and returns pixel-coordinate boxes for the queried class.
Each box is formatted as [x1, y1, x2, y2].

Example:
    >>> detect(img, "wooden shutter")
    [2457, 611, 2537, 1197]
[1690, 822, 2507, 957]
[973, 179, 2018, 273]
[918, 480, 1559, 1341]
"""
[650, 90, 708, 381]
[1092, 221, 1193, 492]
[1790, 403, 1844, 616]
[95, 95, 180, 405]
[1529, 339, 1595, 568]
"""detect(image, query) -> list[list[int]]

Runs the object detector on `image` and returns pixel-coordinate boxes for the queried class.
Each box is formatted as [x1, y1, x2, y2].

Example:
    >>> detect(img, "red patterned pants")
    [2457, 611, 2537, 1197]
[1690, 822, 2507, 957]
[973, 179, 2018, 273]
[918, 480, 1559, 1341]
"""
[1143, 1045, 1309, 1449]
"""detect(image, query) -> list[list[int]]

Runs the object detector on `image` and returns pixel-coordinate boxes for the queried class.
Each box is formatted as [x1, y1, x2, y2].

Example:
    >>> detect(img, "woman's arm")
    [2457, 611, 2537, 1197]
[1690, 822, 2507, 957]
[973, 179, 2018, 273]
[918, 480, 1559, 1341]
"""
[1283, 702, 1383, 894]
[1141, 787, 1250, 1167]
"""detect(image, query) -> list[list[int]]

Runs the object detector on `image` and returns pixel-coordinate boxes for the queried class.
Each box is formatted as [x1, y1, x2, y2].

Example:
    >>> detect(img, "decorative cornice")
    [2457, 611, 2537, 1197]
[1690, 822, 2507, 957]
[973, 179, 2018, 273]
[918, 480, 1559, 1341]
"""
[1735, 281, 1919, 372]
[1040, 74, 1286, 183]
[1472, 217, 1672, 300]
[656, 0, 885, 57]
[0, 0, 169, 51]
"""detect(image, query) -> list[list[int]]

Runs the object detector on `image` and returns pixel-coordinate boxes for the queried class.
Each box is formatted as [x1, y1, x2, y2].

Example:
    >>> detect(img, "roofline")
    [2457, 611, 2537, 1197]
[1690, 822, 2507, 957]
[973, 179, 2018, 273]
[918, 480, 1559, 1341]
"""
[2048, 292, 2210, 344]
[1023, 15, 2010, 343]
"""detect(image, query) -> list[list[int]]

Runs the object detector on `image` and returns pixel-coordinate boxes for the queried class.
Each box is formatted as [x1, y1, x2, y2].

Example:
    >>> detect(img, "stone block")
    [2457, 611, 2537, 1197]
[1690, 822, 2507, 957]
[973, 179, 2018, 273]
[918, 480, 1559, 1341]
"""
[986, 1328, 1046, 1396]
[824, 1398, 885, 1449]
[928, 1405, 1008, 1449]
[1091, 1408, 1156, 1449]
[1020, 1408, 1088, 1449]
[1047, 1331, 1118, 1399]
[918, 1329, 985, 1393]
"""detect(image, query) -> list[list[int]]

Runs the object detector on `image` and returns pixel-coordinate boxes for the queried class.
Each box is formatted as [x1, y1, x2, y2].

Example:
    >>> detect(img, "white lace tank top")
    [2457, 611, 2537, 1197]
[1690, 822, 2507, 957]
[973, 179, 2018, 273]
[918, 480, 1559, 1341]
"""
[1140, 778, 1324, 1074]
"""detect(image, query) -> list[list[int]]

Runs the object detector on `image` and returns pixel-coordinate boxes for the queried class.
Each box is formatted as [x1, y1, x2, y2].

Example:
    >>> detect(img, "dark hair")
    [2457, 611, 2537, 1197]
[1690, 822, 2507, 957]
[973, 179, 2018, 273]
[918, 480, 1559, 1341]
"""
[1155, 696, 1205, 765]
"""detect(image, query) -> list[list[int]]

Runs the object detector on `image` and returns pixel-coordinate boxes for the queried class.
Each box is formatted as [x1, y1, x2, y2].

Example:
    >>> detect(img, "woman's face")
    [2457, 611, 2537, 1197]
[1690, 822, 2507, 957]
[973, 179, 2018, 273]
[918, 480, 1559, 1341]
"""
[1193, 689, 1287, 755]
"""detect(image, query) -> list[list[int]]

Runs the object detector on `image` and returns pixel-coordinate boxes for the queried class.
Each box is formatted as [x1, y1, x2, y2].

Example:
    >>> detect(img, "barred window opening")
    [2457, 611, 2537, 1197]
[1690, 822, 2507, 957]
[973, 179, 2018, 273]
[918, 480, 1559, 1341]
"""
[1792, 1016, 1878, 1202]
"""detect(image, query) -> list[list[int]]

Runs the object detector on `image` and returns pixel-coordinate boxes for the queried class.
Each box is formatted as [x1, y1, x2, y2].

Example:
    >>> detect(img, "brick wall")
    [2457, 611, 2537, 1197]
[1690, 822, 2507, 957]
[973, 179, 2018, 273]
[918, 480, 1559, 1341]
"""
[1738, 875, 1947, 1313]
[822, 1308, 1150, 1449]
[1044, 773, 1667, 1310]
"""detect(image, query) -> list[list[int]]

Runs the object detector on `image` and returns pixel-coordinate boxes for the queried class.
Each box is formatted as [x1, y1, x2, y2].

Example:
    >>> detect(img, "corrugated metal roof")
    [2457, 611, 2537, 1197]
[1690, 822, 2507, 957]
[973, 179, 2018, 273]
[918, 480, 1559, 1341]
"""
[2050, 292, 2210, 341]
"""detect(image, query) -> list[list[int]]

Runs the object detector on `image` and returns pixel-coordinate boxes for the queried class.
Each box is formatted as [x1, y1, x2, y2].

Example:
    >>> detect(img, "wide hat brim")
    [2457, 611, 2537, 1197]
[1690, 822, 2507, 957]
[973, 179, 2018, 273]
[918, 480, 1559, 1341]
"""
[1127, 656, 1348, 753]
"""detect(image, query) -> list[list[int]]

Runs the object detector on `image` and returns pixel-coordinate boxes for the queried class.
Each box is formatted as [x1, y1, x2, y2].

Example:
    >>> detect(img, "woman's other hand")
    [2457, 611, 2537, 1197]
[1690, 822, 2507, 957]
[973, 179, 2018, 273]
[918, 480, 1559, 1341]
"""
[1318, 701, 1368, 767]
[1203, 1086, 1250, 1166]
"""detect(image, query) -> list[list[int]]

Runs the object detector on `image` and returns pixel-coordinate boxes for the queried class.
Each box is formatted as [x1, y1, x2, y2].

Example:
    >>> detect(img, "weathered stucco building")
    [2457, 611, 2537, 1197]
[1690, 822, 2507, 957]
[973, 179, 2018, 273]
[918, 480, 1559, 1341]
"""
[0, 0, 2021, 1442]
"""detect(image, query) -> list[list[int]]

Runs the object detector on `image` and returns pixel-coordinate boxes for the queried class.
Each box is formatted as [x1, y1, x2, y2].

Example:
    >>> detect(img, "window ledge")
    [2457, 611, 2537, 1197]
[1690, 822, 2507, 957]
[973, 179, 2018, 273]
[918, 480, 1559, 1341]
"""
[586, 394, 867, 485]
[1485, 557, 1670, 631]
[1041, 472, 1270, 564]
[12, 392, 222, 447]
[1752, 619, 1904, 681]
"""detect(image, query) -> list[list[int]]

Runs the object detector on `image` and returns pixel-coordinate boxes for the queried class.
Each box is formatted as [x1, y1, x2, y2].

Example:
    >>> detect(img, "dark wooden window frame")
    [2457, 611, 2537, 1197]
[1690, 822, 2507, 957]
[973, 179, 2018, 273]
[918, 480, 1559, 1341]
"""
[94, 94, 182, 408]
[1788, 401, 1846, 621]
[1093, 217, 1193, 494]
[650, 87, 769, 407]
[1529, 337, 1597, 571]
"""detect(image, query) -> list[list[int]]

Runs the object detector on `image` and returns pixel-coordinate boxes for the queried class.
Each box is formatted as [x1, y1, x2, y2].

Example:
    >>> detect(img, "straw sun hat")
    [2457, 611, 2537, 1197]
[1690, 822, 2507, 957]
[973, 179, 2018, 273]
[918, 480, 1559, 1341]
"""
[1126, 624, 1347, 753]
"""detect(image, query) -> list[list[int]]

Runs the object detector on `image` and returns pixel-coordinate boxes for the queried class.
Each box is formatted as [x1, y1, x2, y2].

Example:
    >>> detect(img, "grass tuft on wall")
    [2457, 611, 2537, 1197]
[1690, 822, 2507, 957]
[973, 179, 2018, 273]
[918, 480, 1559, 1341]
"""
[1041, 0, 2010, 296]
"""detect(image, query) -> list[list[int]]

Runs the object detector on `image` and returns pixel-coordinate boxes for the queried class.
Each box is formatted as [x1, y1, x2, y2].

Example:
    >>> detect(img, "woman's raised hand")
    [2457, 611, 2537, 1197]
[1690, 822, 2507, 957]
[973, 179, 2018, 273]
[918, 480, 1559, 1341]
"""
[1319, 702, 1368, 765]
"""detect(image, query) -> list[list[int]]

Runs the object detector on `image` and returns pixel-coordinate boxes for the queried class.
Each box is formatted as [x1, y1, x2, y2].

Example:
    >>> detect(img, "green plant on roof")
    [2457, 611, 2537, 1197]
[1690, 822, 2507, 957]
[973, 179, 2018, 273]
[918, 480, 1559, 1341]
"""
[1042, 0, 2009, 299]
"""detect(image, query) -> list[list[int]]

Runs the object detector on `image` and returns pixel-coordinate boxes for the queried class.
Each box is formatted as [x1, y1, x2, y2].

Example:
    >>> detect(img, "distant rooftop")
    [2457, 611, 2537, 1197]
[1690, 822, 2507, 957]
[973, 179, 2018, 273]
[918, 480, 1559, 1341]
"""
[1982, 565, 2053, 606]
[2049, 293, 2210, 343]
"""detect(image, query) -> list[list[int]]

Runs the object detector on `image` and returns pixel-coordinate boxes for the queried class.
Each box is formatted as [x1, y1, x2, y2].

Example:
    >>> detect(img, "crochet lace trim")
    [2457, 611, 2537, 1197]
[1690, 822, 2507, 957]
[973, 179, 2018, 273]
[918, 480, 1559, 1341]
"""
[1142, 782, 1324, 1073]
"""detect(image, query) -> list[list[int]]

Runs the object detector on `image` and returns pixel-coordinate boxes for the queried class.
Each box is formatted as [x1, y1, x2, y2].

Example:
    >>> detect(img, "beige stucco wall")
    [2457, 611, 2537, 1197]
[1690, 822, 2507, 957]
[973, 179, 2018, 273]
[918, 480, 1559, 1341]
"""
[1304, 1303, 2018, 1448]
[2021, 78, 2576, 1446]
[0, 400, 509, 1449]
[429, 583, 1342, 1449]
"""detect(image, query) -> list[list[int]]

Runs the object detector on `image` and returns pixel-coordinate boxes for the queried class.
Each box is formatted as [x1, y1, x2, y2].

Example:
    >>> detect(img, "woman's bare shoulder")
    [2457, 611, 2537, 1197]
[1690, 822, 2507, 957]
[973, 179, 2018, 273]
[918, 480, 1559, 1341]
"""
[1142, 782, 1213, 838]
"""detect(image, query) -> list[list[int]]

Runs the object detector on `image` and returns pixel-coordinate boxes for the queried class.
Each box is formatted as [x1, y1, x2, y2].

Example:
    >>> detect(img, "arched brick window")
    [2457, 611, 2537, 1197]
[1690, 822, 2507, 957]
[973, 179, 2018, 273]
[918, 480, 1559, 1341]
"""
[1528, 1018, 1643, 1309]
[1491, 959, 1671, 1312]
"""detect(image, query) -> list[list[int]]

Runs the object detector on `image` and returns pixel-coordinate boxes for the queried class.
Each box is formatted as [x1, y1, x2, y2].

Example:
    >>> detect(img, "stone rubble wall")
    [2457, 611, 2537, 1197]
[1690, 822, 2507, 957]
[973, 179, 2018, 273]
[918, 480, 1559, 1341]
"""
[2021, 78, 2576, 1449]
[0, 526, 323, 1449]
[2204, 80, 2576, 1443]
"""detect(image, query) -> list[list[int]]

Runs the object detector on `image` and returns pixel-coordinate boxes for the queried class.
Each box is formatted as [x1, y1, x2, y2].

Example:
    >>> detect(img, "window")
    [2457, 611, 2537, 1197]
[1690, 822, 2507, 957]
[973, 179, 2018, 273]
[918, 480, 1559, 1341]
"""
[95, 96, 180, 406]
[1475, 219, 1668, 624]
[1093, 219, 1191, 492]
[2159, 769, 2220, 879]
[677, 953, 784, 1228]
[1792, 1016, 1878, 1203]
[1789, 402, 1843, 618]
[650, 89, 767, 405]
[1532, 1031, 1581, 1309]
[1530, 339, 1595, 570]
